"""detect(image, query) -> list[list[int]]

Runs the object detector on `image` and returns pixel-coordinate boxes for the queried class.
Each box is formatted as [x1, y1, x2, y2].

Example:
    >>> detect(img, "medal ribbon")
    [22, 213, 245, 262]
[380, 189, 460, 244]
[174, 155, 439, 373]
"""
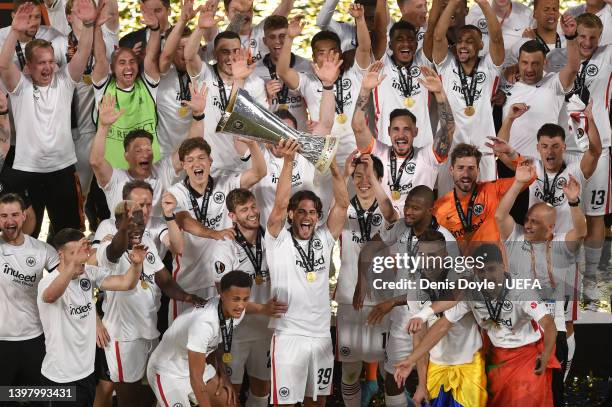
[217, 300, 234, 356]
[529, 240, 556, 288]
[264, 53, 291, 105]
[177, 70, 191, 102]
[235, 226, 264, 279]
[184, 176, 214, 225]
[484, 286, 508, 326]
[457, 57, 480, 108]
[15, 42, 26, 70]
[535, 33, 561, 54]
[334, 73, 345, 115]
[396, 61, 413, 98]
[67, 31, 94, 74]
[389, 148, 414, 193]
[542, 162, 566, 205]
[453, 186, 478, 237]
[350, 196, 379, 242]
[567, 58, 591, 104]
[406, 217, 440, 258]
[291, 230, 315, 274]
[213, 64, 229, 110]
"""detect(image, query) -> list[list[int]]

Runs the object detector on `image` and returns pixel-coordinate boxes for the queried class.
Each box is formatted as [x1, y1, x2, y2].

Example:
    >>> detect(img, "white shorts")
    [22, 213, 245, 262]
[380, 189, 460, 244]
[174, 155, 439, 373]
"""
[565, 148, 611, 216]
[105, 338, 158, 383]
[226, 336, 272, 384]
[336, 304, 389, 363]
[270, 333, 334, 405]
[437, 153, 496, 196]
[383, 325, 413, 375]
[168, 286, 217, 325]
[147, 367, 216, 406]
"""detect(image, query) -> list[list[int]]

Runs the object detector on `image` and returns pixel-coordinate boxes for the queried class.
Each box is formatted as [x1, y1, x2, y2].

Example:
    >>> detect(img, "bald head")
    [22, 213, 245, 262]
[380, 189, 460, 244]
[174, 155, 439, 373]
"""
[528, 203, 556, 225]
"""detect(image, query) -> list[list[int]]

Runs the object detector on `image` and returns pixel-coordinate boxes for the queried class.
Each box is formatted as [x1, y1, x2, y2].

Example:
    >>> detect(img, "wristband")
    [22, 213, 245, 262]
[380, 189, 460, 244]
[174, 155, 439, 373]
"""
[0, 109, 8, 115]
[415, 305, 435, 321]
[149, 25, 161, 32]
[564, 33, 577, 40]
[164, 214, 176, 221]
[83, 20, 95, 28]
[192, 112, 205, 121]
[322, 84, 334, 90]
[568, 198, 580, 207]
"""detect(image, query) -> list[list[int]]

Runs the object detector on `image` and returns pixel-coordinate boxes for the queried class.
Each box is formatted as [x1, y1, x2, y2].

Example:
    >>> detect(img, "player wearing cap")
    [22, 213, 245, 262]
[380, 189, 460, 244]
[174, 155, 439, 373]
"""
[0, 193, 59, 388]
[266, 138, 349, 406]
[37, 229, 143, 406]
[353, 61, 455, 212]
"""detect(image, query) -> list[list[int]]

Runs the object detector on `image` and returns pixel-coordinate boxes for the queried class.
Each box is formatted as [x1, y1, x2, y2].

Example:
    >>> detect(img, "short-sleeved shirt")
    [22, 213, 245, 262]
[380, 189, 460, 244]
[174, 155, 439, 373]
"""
[503, 73, 568, 157]
[265, 226, 336, 337]
[37, 265, 110, 382]
[374, 51, 434, 148]
[96, 236, 165, 340]
[148, 297, 245, 380]
[0, 235, 59, 340]
[9, 66, 77, 172]
[436, 53, 502, 151]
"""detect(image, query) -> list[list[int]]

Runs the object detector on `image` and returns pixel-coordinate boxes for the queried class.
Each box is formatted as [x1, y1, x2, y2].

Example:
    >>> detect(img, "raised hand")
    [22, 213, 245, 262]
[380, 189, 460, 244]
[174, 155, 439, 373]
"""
[522, 27, 536, 39]
[161, 191, 177, 218]
[12, 3, 35, 33]
[197, 0, 223, 30]
[348, 3, 365, 20]
[417, 65, 443, 95]
[287, 15, 305, 38]
[276, 138, 300, 160]
[183, 81, 208, 115]
[485, 136, 515, 156]
[95, 0, 111, 27]
[141, 2, 159, 28]
[179, 0, 196, 24]
[344, 149, 360, 178]
[361, 60, 386, 91]
[128, 244, 148, 265]
[560, 13, 577, 37]
[98, 94, 124, 127]
[73, 0, 98, 24]
[265, 79, 282, 102]
[231, 48, 256, 81]
[515, 158, 535, 184]
[312, 51, 342, 86]
[506, 103, 529, 120]
[562, 174, 581, 203]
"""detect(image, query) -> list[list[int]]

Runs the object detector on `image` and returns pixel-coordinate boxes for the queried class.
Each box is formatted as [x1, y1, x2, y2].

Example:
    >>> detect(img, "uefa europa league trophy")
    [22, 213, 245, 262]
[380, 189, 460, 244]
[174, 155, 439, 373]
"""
[216, 89, 339, 173]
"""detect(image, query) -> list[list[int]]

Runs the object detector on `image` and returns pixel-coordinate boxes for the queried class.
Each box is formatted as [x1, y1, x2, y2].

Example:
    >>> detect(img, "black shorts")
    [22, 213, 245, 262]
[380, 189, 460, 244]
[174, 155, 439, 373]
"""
[0, 334, 45, 387]
[40, 372, 96, 407]
[94, 346, 111, 382]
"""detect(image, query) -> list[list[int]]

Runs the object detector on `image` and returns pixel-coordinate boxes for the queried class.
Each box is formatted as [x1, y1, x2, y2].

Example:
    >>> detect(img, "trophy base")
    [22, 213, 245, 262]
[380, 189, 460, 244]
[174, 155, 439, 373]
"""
[314, 136, 339, 173]
[295, 134, 339, 173]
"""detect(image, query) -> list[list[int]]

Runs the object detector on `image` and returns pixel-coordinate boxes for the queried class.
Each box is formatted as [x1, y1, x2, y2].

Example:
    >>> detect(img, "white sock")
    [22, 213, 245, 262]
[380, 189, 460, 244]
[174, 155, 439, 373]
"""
[385, 393, 408, 407]
[584, 246, 603, 279]
[565, 333, 576, 382]
[245, 391, 269, 407]
[341, 361, 362, 407]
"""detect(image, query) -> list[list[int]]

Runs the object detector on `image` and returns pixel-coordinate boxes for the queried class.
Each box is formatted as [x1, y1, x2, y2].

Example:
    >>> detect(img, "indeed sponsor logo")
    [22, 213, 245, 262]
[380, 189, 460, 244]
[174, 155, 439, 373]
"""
[3, 263, 36, 283]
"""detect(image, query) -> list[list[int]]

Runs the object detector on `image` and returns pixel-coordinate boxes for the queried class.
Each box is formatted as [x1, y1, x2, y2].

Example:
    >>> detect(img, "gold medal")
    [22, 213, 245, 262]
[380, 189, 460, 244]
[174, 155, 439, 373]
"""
[140, 280, 149, 290]
[178, 106, 189, 117]
[336, 113, 347, 124]
[222, 352, 232, 363]
[82, 74, 92, 85]
[255, 274, 264, 285]
[391, 190, 401, 201]
[306, 271, 317, 282]
[278, 103, 289, 111]
[464, 106, 476, 116]
[404, 97, 415, 108]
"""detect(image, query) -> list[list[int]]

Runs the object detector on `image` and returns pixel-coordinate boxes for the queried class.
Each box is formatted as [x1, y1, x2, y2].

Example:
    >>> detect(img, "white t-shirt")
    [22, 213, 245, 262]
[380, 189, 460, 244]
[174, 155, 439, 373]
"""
[265, 226, 336, 337]
[504, 225, 574, 331]
[335, 200, 385, 306]
[373, 51, 434, 148]
[0, 235, 59, 341]
[148, 296, 245, 380]
[37, 265, 110, 383]
[9, 66, 76, 172]
[528, 159, 586, 234]
[253, 54, 312, 133]
[255, 149, 316, 227]
[210, 231, 271, 342]
[192, 63, 267, 174]
[372, 140, 444, 212]
[503, 73, 568, 158]
[445, 294, 548, 348]
[167, 175, 240, 292]
[436, 53, 502, 151]
[565, 4, 612, 46]
[156, 65, 194, 156]
[466, 1, 533, 57]
[96, 237, 165, 341]
[507, 35, 567, 73]
[100, 155, 181, 219]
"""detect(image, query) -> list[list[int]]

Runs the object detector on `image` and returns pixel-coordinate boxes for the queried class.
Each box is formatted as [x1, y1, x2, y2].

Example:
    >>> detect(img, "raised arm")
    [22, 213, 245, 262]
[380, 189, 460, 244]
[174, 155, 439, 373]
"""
[100, 243, 145, 290]
[266, 139, 299, 237]
[67, 0, 97, 82]
[90, 94, 123, 188]
[474, 0, 504, 65]
[185, 0, 222, 76]
[497, 103, 529, 144]
[432, 0, 459, 64]
[105, 203, 136, 263]
[579, 101, 602, 179]
[171, 81, 208, 172]
[326, 157, 350, 239]
[277, 16, 303, 91]
[239, 138, 267, 189]
[350, 3, 371, 69]
[0, 4, 29, 91]
[161, 191, 184, 254]
[563, 175, 587, 253]
[271, 0, 294, 17]
[0, 94, 10, 169]
[372, 0, 390, 60]
[494, 160, 535, 240]
[316, 0, 340, 30]
[104, 0, 120, 32]
[92, 10, 110, 83]
[419, 66, 454, 160]
[362, 154, 398, 223]
[422, 0, 443, 62]
[352, 61, 386, 151]
[559, 14, 580, 91]
[312, 50, 342, 136]
[142, 3, 161, 82]
[159, 0, 196, 74]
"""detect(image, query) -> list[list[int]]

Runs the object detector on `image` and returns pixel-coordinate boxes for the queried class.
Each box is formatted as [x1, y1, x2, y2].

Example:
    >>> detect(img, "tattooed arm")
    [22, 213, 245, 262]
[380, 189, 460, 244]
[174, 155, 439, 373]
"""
[418, 66, 454, 160]
[351, 61, 386, 151]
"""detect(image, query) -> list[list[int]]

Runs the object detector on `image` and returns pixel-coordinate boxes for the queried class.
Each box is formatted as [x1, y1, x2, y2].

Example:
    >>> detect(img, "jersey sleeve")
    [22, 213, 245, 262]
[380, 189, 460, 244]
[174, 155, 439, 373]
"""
[142, 72, 160, 100]
[443, 301, 472, 323]
[100, 167, 120, 196]
[45, 244, 60, 272]
[86, 265, 111, 289]
[493, 177, 519, 198]
[295, 71, 313, 94]
[551, 72, 568, 95]
[521, 299, 548, 322]
[187, 319, 216, 354]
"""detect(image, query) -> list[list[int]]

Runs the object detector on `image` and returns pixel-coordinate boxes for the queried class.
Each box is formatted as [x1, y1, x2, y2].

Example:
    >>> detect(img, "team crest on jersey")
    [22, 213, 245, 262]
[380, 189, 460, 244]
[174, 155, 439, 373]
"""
[213, 191, 226, 204]
[312, 238, 323, 250]
[502, 301, 513, 312]
[406, 162, 416, 174]
[340, 346, 351, 356]
[473, 204, 484, 216]
[371, 214, 383, 226]
[475, 71, 486, 83]
[555, 177, 567, 189]
[80, 278, 92, 291]
[585, 64, 598, 76]
[477, 18, 488, 31]
[145, 252, 155, 265]
[339, 78, 352, 91]
[249, 38, 257, 48]
[279, 387, 290, 398]
[215, 261, 225, 274]
[417, 31, 425, 41]
[25, 256, 36, 267]
[172, 403, 183, 407]
[409, 66, 421, 77]
[576, 128, 585, 139]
